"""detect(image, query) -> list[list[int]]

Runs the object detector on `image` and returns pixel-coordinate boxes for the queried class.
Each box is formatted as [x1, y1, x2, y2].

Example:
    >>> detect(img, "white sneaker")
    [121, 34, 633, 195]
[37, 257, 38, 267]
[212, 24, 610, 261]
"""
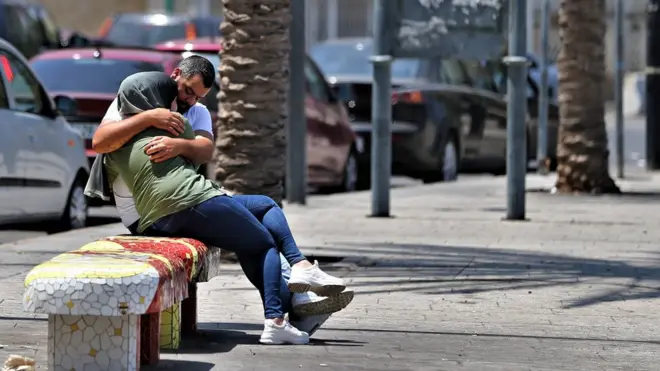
[292, 290, 355, 317]
[288, 260, 346, 296]
[259, 319, 310, 345]
[290, 314, 331, 337]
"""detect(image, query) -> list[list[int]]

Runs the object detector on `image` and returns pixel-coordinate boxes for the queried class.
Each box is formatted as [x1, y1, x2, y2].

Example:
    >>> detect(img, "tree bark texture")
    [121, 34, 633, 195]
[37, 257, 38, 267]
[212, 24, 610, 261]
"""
[554, 0, 620, 194]
[217, 0, 291, 203]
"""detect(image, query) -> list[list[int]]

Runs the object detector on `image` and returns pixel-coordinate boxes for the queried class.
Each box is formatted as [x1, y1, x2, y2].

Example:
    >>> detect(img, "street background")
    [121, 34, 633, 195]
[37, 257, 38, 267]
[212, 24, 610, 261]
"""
[1, 172, 659, 370]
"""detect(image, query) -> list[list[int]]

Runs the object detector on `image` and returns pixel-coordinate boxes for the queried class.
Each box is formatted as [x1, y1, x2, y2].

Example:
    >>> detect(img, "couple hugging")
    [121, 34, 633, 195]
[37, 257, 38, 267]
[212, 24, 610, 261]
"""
[85, 56, 353, 345]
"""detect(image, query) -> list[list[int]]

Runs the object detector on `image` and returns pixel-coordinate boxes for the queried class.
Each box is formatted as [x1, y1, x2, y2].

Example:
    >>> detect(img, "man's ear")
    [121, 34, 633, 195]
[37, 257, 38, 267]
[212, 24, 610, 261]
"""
[171, 68, 181, 79]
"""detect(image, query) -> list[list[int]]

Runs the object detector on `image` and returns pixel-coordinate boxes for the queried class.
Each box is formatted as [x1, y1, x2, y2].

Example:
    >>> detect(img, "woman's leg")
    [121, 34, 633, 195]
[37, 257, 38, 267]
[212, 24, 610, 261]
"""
[231, 195, 346, 296]
[151, 195, 308, 344]
[238, 252, 293, 315]
[231, 195, 306, 265]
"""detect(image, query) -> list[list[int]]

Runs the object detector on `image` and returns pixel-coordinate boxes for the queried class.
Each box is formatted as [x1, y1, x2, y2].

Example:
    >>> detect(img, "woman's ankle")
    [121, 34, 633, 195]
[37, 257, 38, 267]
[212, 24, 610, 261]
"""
[268, 317, 285, 326]
[292, 260, 313, 269]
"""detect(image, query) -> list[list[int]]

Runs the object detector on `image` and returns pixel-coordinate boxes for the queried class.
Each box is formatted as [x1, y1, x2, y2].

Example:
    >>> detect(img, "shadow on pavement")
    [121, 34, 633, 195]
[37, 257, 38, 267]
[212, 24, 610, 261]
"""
[316, 242, 660, 309]
[319, 326, 660, 345]
[143, 360, 215, 371]
[170, 323, 366, 354]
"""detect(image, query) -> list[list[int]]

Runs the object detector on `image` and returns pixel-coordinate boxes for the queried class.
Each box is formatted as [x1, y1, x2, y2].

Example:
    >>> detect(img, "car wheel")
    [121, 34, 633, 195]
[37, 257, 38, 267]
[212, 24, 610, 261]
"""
[60, 177, 88, 230]
[422, 136, 459, 183]
[340, 150, 359, 192]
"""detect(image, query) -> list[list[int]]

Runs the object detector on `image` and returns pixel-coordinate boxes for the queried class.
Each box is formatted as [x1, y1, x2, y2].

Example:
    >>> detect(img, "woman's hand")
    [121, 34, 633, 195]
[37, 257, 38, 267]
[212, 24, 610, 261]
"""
[144, 136, 186, 162]
[147, 108, 185, 136]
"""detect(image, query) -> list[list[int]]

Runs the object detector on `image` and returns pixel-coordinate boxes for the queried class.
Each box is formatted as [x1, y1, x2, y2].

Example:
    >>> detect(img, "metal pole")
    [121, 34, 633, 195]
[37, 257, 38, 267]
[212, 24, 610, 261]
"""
[370, 0, 392, 217]
[327, 0, 339, 40]
[286, 0, 307, 204]
[504, 0, 528, 220]
[537, 0, 549, 175]
[614, 0, 625, 178]
[646, 0, 660, 170]
[526, 1, 535, 53]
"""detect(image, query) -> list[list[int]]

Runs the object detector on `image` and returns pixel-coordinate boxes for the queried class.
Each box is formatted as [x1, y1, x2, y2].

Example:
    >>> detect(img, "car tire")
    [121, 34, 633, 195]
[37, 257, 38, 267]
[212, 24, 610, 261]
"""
[422, 135, 459, 184]
[57, 177, 89, 231]
[339, 149, 359, 192]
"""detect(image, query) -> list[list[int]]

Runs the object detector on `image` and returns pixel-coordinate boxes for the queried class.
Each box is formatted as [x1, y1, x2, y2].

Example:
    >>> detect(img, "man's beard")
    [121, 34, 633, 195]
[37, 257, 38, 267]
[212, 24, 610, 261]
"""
[176, 99, 192, 114]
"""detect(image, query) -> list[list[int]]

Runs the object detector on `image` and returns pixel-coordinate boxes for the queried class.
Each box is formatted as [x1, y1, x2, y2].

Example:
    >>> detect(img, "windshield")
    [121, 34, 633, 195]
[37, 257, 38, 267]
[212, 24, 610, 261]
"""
[106, 19, 188, 47]
[30, 58, 165, 94]
[310, 42, 421, 79]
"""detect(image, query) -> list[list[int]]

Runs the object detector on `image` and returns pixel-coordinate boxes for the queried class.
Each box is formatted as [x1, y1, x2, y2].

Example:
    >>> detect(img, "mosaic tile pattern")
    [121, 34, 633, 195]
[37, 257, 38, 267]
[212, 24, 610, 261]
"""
[160, 304, 181, 349]
[48, 314, 139, 371]
[23, 237, 210, 317]
[23, 236, 215, 366]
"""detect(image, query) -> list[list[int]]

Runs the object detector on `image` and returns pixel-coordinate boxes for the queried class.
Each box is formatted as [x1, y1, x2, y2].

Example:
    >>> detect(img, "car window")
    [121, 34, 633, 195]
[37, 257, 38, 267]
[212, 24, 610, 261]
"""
[462, 61, 498, 92]
[3, 5, 26, 48]
[304, 59, 329, 102]
[30, 58, 165, 94]
[33, 7, 61, 48]
[310, 42, 421, 79]
[485, 61, 535, 98]
[105, 18, 187, 48]
[0, 52, 43, 114]
[438, 60, 470, 85]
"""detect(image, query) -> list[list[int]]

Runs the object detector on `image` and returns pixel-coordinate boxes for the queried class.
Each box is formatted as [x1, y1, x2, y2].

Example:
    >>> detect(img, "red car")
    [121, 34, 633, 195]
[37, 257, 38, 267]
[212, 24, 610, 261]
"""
[154, 38, 363, 192]
[30, 47, 183, 162]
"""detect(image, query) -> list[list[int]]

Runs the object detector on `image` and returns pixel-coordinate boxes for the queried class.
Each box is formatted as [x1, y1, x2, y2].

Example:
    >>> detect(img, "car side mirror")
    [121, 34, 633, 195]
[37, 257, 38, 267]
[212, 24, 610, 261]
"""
[53, 95, 77, 116]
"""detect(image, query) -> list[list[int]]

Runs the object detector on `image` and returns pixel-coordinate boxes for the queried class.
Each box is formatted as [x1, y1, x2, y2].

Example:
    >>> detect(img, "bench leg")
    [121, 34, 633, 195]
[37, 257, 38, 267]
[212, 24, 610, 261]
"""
[139, 313, 160, 365]
[181, 282, 198, 336]
[48, 314, 140, 371]
[159, 303, 181, 349]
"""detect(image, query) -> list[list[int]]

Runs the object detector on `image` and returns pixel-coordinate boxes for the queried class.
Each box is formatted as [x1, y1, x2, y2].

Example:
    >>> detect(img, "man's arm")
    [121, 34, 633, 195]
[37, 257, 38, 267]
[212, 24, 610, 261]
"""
[92, 113, 153, 153]
[172, 131, 214, 164]
[92, 98, 185, 154]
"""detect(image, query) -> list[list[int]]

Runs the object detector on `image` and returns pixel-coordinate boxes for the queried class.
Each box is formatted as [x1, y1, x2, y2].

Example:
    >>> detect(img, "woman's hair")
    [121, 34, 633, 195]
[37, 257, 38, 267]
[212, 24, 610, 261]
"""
[117, 71, 178, 117]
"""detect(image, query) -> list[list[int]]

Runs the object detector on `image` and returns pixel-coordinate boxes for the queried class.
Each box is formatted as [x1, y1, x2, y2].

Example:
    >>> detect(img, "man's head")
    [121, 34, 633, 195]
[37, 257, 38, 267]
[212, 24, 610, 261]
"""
[170, 55, 216, 114]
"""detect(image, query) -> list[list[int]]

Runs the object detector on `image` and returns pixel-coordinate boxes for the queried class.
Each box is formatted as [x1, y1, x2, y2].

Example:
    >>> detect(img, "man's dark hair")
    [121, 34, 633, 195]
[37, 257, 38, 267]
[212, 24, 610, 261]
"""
[177, 55, 216, 88]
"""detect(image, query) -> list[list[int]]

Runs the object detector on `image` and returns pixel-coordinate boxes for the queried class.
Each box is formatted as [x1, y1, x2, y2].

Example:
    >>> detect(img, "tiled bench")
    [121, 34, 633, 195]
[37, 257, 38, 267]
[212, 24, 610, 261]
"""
[22, 235, 222, 371]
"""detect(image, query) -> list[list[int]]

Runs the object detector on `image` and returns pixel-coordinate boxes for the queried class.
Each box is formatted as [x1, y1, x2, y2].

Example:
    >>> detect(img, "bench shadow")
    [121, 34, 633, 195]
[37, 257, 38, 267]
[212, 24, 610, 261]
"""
[143, 360, 215, 371]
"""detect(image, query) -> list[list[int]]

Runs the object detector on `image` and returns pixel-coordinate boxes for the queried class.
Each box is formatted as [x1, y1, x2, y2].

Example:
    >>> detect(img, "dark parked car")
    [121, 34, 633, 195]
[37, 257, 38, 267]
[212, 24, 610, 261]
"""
[98, 13, 222, 48]
[29, 47, 184, 166]
[0, 0, 91, 59]
[310, 37, 559, 182]
[154, 37, 363, 192]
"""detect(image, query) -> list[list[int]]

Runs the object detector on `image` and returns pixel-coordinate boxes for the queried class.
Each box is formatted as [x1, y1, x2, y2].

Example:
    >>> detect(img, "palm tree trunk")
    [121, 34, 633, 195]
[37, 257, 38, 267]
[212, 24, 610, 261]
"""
[554, 0, 620, 194]
[217, 0, 291, 203]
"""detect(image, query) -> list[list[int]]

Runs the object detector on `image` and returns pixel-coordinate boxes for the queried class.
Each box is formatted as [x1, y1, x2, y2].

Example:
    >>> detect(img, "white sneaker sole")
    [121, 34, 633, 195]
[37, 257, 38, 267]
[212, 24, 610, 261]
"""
[288, 282, 346, 297]
[259, 336, 310, 345]
[292, 290, 355, 317]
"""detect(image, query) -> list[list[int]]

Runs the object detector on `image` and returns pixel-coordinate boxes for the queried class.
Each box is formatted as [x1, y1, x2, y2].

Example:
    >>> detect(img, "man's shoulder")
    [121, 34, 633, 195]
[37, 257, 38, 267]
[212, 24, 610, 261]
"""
[188, 102, 210, 115]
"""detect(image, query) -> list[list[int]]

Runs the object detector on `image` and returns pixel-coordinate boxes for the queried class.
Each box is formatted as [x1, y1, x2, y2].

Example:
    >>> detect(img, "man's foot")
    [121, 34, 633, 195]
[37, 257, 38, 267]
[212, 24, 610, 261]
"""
[259, 319, 310, 345]
[290, 314, 331, 337]
[288, 260, 346, 296]
[292, 290, 355, 317]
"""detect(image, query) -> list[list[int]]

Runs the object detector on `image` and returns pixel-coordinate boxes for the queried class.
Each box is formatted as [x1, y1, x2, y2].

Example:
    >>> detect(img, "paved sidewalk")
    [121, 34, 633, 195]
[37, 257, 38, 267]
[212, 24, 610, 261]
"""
[2, 174, 660, 370]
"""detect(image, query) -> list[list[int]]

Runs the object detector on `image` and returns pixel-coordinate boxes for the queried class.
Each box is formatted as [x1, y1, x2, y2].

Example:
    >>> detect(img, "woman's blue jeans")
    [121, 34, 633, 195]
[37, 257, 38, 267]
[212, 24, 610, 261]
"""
[151, 194, 306, 319]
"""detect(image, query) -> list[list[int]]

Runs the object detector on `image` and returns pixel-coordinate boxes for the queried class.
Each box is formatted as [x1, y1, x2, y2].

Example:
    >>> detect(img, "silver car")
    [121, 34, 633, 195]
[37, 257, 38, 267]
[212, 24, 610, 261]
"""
[0, 38, 89, 230]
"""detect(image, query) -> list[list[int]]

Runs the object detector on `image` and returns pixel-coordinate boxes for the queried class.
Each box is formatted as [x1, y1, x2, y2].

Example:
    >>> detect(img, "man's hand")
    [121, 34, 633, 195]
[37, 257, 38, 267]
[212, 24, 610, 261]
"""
[147, 109, 186, 136]
[144, 136, 186, 163]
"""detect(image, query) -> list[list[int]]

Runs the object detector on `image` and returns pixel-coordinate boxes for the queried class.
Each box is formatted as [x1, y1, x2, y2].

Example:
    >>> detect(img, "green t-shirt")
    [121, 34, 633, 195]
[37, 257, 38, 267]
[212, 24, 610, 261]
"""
[105, 119, 222, 233]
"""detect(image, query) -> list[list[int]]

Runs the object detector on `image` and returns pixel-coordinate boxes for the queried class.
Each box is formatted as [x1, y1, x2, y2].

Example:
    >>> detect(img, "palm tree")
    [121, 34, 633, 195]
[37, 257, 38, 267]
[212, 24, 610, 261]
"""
[554, 0, 619, 193]
[216, 0, 291, 203]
